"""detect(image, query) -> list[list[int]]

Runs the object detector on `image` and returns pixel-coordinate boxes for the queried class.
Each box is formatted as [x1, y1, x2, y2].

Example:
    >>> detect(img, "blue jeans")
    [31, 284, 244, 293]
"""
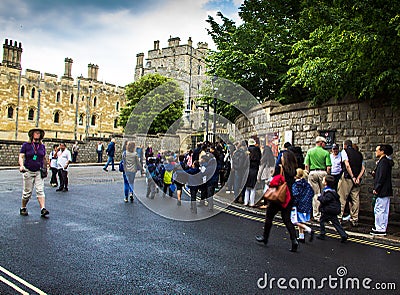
[125, 171, 136, 193]
[104, 156, 114, 170]
[123, 173, 133, 198]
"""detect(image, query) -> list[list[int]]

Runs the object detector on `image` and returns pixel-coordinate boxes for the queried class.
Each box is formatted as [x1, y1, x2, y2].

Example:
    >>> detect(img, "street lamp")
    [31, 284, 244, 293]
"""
[36, 89, 42, 128]
[197, 103, 209, 143]
[211, 76, 218, 145]
[85, 83, 92, 140]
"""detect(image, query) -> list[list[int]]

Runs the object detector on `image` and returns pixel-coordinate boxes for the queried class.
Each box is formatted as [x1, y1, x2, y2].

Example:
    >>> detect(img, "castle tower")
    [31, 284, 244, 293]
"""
[168, 36, 180, 47]
[63, 57, 73, 79]
[2, 39, 23, 69]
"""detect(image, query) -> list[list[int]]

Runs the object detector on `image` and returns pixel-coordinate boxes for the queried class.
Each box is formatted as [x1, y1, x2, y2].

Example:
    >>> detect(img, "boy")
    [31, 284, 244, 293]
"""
[317, 175, 348, 243]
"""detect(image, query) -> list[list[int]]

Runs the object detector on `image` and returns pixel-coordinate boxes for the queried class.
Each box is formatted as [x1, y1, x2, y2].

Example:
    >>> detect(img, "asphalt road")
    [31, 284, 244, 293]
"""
[0, 167, 399, 294]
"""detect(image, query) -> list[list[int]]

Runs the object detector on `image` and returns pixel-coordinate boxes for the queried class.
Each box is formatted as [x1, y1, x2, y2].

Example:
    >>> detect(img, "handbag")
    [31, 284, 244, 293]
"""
[40, 167, 48, 178]
[263, 179, 287, 203]
[118, 160, 124, 173]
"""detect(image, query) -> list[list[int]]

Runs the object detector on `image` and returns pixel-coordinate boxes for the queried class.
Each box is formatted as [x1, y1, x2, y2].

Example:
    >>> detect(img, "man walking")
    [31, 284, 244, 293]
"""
[337, 140, 365, 227]
[103, 138, 116, 171]
[56, 142, 72, 192]
[304, 136, 332, 222]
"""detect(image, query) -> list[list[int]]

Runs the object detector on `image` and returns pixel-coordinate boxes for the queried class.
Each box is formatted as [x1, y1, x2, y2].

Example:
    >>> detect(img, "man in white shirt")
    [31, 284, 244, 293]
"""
[56, 142, 72, 192]
[330, 144, 342, 190]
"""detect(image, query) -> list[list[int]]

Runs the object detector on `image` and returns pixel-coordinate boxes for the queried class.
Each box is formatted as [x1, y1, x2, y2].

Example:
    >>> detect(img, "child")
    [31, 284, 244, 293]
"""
[317, 175, 348, 243]
[161, 156, 175, 197]
[291, 168, 315, 243]
[145, 157, 158, 199]
[186, 160, 201, 214]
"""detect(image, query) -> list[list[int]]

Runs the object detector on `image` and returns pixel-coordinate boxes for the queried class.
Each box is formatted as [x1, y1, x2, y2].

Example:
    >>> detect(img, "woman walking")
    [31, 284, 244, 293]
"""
[123, 141, 141, 203]
[256, 150, 299, 252]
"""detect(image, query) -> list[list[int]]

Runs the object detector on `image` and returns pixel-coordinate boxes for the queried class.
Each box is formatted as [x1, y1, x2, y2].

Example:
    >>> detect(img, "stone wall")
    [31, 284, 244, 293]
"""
[236, 97, 400, 220]
[0, 133, 180, 166]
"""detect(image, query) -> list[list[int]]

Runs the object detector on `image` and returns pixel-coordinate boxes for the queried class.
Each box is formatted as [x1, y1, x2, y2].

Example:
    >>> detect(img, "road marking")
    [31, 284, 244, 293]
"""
[0, 276, 29, 295]
[215, 204, 400, 252]
[0, 266, 47, 295]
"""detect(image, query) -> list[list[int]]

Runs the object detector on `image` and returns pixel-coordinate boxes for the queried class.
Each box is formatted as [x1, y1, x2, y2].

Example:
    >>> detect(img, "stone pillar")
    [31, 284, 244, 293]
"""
[2, 39, 9, 65]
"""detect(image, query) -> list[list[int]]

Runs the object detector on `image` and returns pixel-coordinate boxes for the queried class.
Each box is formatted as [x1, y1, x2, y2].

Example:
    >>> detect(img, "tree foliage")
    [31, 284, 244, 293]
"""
[206, 0, 400, 107]
[119, 74, 184, 134]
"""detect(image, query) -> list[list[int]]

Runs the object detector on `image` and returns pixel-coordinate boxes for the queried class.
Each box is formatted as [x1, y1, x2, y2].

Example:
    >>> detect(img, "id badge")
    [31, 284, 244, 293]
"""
[33, 155, 37, 161]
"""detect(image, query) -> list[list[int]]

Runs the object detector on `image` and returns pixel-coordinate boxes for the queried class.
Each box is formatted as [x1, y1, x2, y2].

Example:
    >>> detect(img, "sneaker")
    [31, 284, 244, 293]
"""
[124, 198, 128, 203]
[40, 208, 49, 217]
[56, 188, 63, 192]
[370, 230, 386, 236]
[20, 208, 28, 216]
[342, 215, 351, 221]
[177, 200, 182, 206]
[111, 169, 116, 171]
[103, 168, 108, 172]
[129, 193, 134, 203]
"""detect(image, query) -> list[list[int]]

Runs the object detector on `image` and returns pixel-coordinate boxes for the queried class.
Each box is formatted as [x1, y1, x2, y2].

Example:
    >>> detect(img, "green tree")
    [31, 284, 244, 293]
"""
[206, 0, 400, 107]
[119, 74, 184, 134]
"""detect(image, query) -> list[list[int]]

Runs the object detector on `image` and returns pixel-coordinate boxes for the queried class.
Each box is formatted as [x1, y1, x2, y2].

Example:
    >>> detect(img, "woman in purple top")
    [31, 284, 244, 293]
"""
[18, 128, 49, 217]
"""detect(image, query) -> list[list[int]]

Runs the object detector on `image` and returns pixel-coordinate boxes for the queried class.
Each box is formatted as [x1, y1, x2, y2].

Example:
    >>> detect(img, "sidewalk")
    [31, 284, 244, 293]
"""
[213, 188, 400, 248]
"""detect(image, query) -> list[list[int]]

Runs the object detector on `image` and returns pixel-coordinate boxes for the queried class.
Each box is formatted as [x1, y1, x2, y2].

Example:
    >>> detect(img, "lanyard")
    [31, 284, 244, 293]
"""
[31, 143, 40, 161]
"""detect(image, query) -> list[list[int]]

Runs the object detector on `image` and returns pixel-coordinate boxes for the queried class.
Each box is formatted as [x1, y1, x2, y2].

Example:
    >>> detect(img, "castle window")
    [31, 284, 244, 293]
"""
[114, 118, 118, 128]
[82, 96, 85, 102]
[7, 106, 14, 119]
[31, 88, 35, 99]
[56, 91, 61, 103]
[198, 65, 202, 75]
[20, 86, 25, 97]
[79, 113, 84, 125]
[93, 96, 97, 107]
[116, 101, 120, 111]
[54, 111, 60, 123]
[70, 94, 74, 105]
[28, 108, 35, 121]
[91, 115, 96, 126]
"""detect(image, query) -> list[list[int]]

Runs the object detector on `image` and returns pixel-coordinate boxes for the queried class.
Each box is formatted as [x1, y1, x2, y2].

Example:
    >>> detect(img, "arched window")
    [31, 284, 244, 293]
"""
[114, 118, 118, 128]
[7, 106, 14, 119]
[198, 65, 202, 75]
[116, 101, 120, 111]
[56, 91, 61, 103]
[20, 86, 25, 97]
[81, 95, 85, 102]
[79, 113, 84, 125]
[31, 88, 35, 99]
[93, 96, 97, 107]
[28, 108, 35, 121]
[91, 115, 96, 126]
[70, 94, 74, 105]
[54, 111, 60, 123]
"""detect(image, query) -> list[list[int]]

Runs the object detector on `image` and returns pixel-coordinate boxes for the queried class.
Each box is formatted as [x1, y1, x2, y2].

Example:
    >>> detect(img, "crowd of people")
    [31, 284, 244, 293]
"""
[17, 129, 394, 252]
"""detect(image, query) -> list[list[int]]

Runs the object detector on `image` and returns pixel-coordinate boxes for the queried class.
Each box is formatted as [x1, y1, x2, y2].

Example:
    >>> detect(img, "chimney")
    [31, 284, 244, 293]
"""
[154, 40, 160, 50]
[168, 36, 180, 47]
[2, 39, 23, 69]
[93, 64, 99, 81]
[136, 53, 144, 68]
[88, 63, 93, 80]
[188, 37, 193, 47]
[64, 58, 73, 78]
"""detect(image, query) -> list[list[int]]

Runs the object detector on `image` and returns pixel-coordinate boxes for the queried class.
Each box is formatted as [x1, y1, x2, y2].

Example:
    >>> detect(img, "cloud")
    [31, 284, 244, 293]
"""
[0, 0, 241, 86]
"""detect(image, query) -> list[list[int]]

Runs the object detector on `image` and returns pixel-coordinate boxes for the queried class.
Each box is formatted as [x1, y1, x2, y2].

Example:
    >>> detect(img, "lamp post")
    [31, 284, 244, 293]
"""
[197, 103, 209, 143]
[36, 89, 42, 128]
[85, 83, 92, 140]
[74, 79, 80, 141]
[211, 76, 217, 145]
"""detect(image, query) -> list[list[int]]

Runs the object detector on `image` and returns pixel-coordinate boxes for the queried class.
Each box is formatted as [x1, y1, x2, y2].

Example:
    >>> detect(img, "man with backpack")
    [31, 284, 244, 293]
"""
[161, 157, 174, 197]
[232, 141, 249, 203]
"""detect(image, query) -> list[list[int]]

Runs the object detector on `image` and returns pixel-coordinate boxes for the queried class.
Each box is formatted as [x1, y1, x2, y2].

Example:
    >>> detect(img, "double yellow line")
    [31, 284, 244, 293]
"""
[216, 204, 400, 252]
[0, 266, 47, 294]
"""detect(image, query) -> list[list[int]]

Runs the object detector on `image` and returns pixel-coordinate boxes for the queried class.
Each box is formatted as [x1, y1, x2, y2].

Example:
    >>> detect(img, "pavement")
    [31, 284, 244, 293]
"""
[3, 162, 400, 247]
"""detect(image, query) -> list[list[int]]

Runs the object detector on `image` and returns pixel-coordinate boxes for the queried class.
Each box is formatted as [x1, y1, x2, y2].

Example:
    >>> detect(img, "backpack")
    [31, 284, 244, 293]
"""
[163, 170, 173, 184]
[289, 146, 305, 169]
[119, 151, 125, 172]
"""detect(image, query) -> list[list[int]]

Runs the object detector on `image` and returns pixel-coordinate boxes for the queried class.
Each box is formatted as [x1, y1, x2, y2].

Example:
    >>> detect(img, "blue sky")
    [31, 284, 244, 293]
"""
[0, 0, 243, 86]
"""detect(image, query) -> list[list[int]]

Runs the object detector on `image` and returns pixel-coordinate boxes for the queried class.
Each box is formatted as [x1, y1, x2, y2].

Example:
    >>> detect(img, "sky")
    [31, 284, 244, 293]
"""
[0, 0, 243, 87]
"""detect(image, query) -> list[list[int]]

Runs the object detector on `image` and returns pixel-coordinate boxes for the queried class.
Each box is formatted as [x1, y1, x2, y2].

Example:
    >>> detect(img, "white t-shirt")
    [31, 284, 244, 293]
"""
[57, 149, 72, 171]
[49, 150, 58, 168]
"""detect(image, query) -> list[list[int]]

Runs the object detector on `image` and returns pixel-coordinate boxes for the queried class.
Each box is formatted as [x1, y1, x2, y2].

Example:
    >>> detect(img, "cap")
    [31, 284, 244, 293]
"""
[332, 143, 339, 149]
[315, 136, 327, 143]
[248, 138, 256, 146]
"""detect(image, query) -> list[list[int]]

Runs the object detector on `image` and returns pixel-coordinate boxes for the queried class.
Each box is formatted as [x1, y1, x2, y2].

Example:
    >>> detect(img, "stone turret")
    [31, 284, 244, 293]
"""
[136, 53, 144, 68]
[2, 39, 23, 69]
[168, 36, 180, 47]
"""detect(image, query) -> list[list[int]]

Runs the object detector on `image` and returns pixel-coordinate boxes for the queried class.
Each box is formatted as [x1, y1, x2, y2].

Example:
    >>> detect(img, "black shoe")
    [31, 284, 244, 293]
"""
[316, 234, 325, 240]
[103, 168, 108, 172]
[62, 188, 68, 192]
[255, 235, 267, 245]
[297, 238, 305, 243]
[20, 208, 28, 216]
[111, 169, 116, 171]
[177, 200, 182, 206]
[309, 229, 315, 242]
[130, 194, 134, 203]
[341, 236, 348, 243]
[41, 208, 49, 217]
[56, 188, 63, 192]
[290, 239, 299, 252]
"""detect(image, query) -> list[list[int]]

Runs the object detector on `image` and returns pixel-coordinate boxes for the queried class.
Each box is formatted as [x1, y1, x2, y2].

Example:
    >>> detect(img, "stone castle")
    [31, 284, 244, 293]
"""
[0, 38, 126, 141]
